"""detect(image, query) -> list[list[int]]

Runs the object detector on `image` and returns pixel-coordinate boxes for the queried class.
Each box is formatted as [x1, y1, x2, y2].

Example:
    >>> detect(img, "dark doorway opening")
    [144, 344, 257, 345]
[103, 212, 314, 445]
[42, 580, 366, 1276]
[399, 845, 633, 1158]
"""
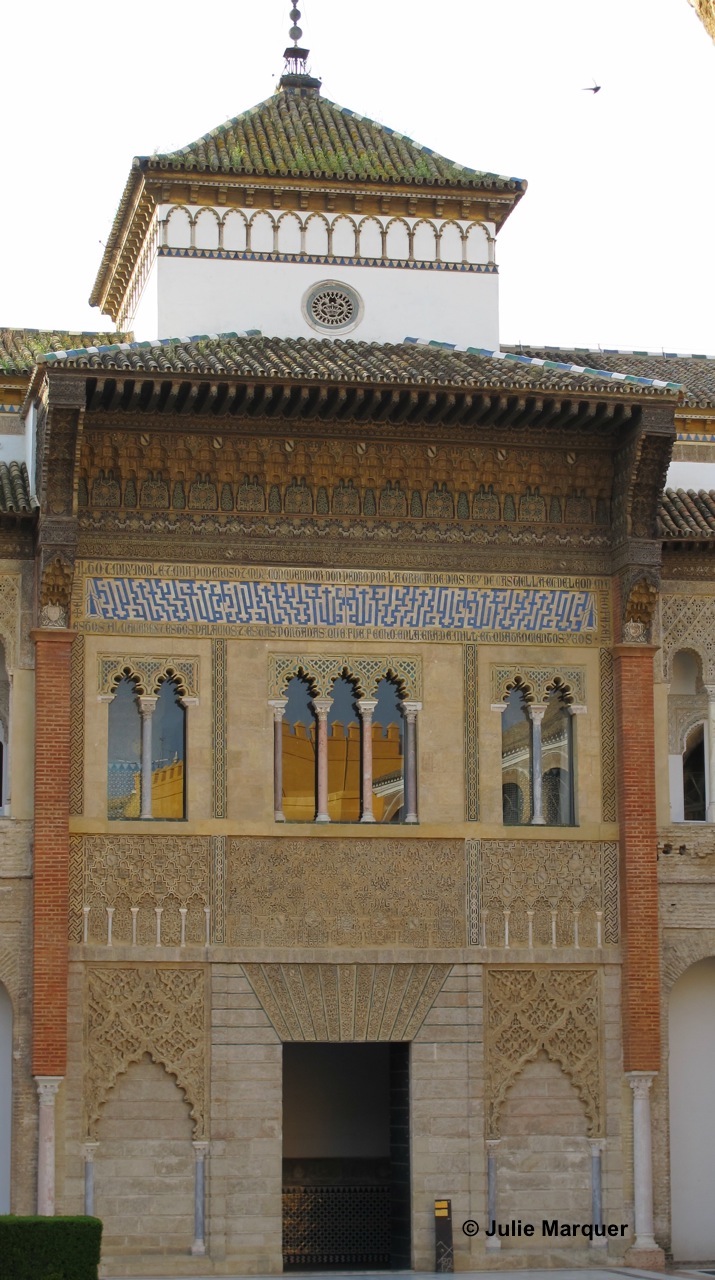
[282, 1042, 410, 1270]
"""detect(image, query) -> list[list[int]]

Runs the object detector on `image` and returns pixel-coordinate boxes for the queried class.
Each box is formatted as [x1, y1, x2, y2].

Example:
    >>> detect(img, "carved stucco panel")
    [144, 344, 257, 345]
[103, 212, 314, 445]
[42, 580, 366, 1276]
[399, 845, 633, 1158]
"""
[485, 967, 601, 1139]
[85, 966, 206, 1139]
[227, 838, 465, 948]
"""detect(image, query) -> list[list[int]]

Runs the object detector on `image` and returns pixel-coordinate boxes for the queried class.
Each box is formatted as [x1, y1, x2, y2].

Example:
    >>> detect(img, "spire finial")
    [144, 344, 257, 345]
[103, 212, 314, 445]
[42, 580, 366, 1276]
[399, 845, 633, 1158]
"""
[280, 1, 321, 91]
[289, 5, 302, 46]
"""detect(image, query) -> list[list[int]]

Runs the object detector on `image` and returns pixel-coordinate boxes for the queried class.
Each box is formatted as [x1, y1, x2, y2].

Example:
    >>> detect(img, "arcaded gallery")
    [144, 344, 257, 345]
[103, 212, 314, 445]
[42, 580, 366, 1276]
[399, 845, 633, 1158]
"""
[2, 10, 715, 1276]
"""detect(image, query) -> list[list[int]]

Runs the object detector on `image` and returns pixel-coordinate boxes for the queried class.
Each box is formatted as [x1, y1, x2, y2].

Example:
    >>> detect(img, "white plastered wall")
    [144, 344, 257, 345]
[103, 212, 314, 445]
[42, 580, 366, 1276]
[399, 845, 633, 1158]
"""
[153, 254, 499, 348]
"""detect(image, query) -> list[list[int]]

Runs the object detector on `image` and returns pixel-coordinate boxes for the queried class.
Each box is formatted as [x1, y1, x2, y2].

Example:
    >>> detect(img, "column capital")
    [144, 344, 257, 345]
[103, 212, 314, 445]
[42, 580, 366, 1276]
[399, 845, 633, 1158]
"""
[485, 1138, 501, 1149]
[568, 703, 587, 716]
[30, 627, 76, 645]
[82, 1141, 100, 1162]
[312, 697, 333, 720]
[268, 698, 288, 721]
[704, 683, 715, 704]
[35, 1076, 63, 1105]
[192, 1140, 209, 1158]
[137, 695, 158, 716]
[528, 702, 547, 724]
[357, 698, 378, 716]
[589, 1138, 606, 1154]
[403, 700, 422, 719]
[627, 1070, 657, 1098]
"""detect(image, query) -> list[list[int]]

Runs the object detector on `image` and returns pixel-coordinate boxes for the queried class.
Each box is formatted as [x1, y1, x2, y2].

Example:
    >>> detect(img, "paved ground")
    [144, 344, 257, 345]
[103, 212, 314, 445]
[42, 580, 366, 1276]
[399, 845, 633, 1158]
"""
[118, 1269, 706, 1280]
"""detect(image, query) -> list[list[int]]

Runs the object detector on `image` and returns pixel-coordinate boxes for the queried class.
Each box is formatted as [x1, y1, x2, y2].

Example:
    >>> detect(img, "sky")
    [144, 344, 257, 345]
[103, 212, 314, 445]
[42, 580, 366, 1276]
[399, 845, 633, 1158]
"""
[2, 0, 714, 352]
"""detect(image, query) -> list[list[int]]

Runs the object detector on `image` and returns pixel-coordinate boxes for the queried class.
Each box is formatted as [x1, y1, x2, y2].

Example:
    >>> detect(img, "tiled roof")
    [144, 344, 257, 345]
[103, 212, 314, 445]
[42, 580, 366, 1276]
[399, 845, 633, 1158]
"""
[0, 462, 35, 516]
[36, 331, 679, 399]
[409, 338, 684, 392]
[0, 329, 131, 375]
[503, 346, 715, 410]
[151, 89, 525, 192]
[660, 488, 715, 538]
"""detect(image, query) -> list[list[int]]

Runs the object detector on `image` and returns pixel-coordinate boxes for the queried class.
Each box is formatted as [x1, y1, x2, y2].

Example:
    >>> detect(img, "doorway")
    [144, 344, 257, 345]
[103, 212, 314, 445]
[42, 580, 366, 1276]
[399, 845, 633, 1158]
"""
[282, 1042, 410, 1270]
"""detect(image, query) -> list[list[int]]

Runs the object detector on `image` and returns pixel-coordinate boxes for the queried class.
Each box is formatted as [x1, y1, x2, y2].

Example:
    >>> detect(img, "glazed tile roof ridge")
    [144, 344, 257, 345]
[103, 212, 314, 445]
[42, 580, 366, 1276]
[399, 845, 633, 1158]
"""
[406, 338, 684, 393]
[501, 344, 715, 409]
[660, 487, 715, 538]
[32, 331, 680, 398]
[0, 328, 132, 375]
[149, 89, 526, 192]
[0, 461, 36, 516]
[36, 330, 262, 365]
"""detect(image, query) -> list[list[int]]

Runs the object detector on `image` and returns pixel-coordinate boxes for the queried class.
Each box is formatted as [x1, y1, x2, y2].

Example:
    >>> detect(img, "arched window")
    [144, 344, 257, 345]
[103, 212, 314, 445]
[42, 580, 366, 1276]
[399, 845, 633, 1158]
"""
[501, 686, 532, 825]
[542, 687, 574, 826]
[273, 665, 418, 824]
[107, 673, 186, 820]
[108, 675, 141, 819]
[372, 678, 405, 824]
[668, 648, 708, 823]
[152, 679, 186, 819]
[683, 725, 706, 822]
[282, 676, 317, 823]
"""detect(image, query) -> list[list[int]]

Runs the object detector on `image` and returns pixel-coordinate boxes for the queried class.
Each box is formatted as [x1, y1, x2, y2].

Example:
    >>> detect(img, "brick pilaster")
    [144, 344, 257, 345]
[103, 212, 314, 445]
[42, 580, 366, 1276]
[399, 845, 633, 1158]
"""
[613, 643, 660, 1072]
[31, 628, 75, 1077]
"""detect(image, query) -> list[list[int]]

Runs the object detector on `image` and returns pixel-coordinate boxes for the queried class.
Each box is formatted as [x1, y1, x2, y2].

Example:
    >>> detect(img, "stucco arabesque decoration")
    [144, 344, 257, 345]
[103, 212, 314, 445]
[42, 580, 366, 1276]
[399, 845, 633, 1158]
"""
[486, 967, 601, 1139]
[268, 653, 422, 700]
[97, 654, 200, 699]
[85, 966, 206, 1139]
[661, 593, 715, 684]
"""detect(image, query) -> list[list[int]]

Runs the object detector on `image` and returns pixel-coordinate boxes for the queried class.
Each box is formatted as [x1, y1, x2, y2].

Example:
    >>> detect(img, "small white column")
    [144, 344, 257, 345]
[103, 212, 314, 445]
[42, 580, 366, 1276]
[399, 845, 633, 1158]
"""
[36, 1076, 63, 1215]
[403, 700, 422, 824]
[138, 695, 158, 820]
[529, 703, 546, 824]
[268, 700, 288, 822]
[589, 1139, 607, 1247]
[191, 1140, 209, 1256]
[358, 698, 378, 823]
[706, 686, 715, 823]
[486, 1140, 501, 1249]
[627, 1072, 658, 1251]
[83, 1141, 99, 1216]
[313, 698, 332, 823]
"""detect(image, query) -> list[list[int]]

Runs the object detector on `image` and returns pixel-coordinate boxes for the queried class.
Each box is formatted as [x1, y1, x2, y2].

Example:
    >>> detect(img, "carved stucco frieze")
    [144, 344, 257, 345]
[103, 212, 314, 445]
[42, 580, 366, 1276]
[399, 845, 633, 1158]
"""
[242, 962, 451, 1041]
[468, 840, 619, 948]
[227, 837, 465, 948]
[485, 967, 601, 1138]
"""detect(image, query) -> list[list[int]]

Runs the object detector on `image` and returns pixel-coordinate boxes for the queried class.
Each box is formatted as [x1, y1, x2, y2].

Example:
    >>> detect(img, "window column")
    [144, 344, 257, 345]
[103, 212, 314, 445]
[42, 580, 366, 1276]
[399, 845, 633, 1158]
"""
[403, 701, 421, 824]
[358, 698, 378, 823]
[268, 699, 288, 822]
[529, 703, 547, 825]
[313, 698, 332, 823]
[138, 695, 158, 820]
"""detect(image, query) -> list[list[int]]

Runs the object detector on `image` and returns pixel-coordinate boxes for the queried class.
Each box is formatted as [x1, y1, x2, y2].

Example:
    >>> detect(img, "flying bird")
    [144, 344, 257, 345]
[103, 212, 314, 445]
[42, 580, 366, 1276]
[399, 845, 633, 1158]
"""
[583, 79, 601, 93]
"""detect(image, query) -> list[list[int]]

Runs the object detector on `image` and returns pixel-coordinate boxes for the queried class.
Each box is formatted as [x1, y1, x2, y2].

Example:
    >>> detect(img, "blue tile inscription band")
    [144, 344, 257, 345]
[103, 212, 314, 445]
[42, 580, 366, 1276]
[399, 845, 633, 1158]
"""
[85, 577, 597, 635]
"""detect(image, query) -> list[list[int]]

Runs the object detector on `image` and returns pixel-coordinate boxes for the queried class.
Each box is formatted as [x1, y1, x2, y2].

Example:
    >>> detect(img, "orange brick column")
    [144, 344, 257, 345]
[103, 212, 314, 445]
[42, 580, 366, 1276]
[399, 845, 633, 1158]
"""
[613, 643, 660, 1071]
[31, 627, 74, 1213]
[613, 642, 664, 1270]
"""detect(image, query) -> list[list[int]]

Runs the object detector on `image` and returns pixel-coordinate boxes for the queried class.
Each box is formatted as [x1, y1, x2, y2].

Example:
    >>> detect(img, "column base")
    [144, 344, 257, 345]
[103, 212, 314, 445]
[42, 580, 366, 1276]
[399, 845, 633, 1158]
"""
[274, 813, 286, 822]
[191, 1241, 207, 1257]
[315, 814, 330, 824]
[485, 1239, 501, 1251]
[360, 814, 377, 823]
[624, 1245, 665, 1271]
[404, 815, 419, 825]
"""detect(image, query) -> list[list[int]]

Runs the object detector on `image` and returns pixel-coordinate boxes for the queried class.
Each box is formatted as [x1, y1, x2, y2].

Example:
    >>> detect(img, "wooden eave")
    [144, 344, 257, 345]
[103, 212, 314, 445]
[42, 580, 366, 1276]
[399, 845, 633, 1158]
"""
[78, 370, 638, 433]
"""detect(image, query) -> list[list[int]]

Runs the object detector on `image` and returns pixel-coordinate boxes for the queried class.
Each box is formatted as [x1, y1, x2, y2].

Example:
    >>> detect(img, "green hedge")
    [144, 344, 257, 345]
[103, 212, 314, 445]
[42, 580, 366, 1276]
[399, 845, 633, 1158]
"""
[0, 1216, 102, 1280]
